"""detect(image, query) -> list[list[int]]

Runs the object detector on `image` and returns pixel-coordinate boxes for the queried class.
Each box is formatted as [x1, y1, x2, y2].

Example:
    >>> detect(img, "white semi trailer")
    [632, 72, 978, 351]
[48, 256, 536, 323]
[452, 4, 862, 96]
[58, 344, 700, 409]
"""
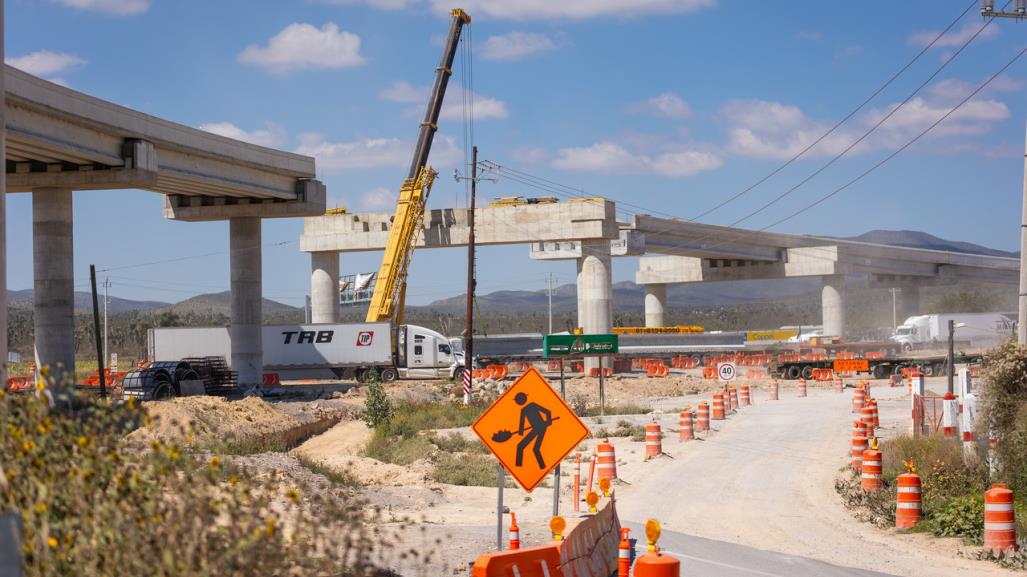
[891, 312, 1016, 351]
[148, 322, 462, 382]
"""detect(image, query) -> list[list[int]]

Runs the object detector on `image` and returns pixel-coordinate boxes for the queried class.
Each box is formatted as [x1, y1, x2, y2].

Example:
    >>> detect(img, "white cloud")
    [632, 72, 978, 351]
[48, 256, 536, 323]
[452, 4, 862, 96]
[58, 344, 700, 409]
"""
[197, 122, 287, 148]
[429, 0, 715, 20]
[512, 146, 548, 164]
[239, 23, 364, 74]
[6, 51, 86, 76]
[319, 0, 419, 9]
[360, 187, 397, 210]
[834, 45, 862, 60]
[379, 81, 509, 120]
[51, 0, 148, 15]
[294, 133, 460, 172]
[379, 80, 424, 103]
[552, 141, 721, 177]
[908, 21, 999, 48]
[481, 31, 558, 61]
[629, 92, 692, 119]
[795, 31, 823, 41]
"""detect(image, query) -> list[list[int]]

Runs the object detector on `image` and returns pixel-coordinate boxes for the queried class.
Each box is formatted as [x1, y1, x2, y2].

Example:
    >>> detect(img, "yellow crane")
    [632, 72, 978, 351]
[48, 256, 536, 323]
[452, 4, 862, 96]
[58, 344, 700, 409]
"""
[365, 8, 471, 325]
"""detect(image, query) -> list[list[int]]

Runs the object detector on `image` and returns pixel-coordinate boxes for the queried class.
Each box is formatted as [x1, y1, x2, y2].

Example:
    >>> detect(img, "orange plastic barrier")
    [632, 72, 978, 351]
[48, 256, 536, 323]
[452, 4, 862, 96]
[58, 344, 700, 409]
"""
[851, 387, 866, 413]
[851, 434, 868, 472]
[262, 372, 281, 387]
[895, 473, 922, 529]
[696, 402, 710, 432]
[712, 392, 725, 420]
[861, 448, 882, 492]
[6, 375, 34, 392]
[745, 368, 768, 379]
[679, 411, 693, 442]
[644, 421, 663, 460]
[633, 552, 680, 577]
[811, 368, 834, 381]
[866, 351, 885, 360]
[472, 544, 564, 577]
[596, 441, 617, 482]
[984, 483, 1017, 552]
[646, 365, 669, 378]
[701, 366, 716, 380]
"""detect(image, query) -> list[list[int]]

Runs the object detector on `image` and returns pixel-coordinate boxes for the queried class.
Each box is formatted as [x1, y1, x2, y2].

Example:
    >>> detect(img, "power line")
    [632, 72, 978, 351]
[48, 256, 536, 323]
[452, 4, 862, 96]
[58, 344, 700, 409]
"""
[97, 239, 298, 273]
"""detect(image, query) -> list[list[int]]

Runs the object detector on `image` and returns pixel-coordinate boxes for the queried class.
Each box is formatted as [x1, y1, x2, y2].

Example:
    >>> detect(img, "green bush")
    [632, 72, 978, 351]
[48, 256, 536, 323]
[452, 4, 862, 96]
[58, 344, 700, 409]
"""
[431, 453, 496, 486]
[0, 387, 379, 577]
[980, 340, 1027, 492]
[362, 369, 392, 429]
[923, 494, 984, 544]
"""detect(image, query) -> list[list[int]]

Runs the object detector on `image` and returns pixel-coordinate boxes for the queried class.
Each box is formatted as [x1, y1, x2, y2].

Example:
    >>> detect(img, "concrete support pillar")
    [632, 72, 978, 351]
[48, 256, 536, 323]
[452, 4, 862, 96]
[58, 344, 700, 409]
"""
[230, 217, 262, 388]
[310, 251, 340, 324]
[577, 239, 612, 372]
[898, 286, 920, 321]
[821, 274, 846, 338]
[32, 188, 75, 385]
[644, 284, 667, 328]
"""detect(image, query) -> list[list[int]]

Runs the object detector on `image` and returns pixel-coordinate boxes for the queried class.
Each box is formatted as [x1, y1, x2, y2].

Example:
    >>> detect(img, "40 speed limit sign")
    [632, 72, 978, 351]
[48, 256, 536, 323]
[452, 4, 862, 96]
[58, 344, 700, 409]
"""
[717, 361, 737, 382]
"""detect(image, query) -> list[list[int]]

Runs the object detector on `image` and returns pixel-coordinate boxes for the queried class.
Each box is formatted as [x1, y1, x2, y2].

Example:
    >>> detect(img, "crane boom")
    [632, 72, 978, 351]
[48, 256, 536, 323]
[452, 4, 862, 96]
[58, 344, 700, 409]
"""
[366, 8, 471, 324]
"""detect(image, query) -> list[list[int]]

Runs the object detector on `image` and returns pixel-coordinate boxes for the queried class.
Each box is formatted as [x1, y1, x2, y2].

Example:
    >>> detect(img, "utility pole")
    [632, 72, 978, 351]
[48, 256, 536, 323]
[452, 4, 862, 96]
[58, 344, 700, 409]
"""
[547, 273, 554, 335]
[464, 146, 478, 405]
[1020, 120, 1027, 344]
[102, 277, 111, 365]
[890, 288, 899, 331]
[89, 266, 107, 399]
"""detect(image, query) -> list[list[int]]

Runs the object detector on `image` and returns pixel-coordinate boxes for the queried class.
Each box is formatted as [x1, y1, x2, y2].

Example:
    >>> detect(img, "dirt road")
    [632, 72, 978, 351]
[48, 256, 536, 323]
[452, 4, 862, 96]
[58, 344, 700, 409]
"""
[614, 383, 1014, 577]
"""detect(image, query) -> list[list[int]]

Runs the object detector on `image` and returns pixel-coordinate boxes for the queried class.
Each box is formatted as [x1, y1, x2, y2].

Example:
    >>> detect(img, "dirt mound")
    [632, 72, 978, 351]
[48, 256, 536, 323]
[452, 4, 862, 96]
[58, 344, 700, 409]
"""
[130, 396, 343, 447]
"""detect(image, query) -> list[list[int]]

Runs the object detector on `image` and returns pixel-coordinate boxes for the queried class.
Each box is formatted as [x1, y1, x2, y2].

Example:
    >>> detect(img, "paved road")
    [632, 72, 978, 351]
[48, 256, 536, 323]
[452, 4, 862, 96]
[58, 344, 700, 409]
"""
[622, 522, 900, 577]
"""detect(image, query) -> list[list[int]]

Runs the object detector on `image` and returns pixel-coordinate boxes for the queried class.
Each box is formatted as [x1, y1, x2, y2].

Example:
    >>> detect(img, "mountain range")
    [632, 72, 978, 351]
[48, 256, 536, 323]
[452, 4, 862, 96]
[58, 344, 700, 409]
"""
[6, 229, 1017, 316]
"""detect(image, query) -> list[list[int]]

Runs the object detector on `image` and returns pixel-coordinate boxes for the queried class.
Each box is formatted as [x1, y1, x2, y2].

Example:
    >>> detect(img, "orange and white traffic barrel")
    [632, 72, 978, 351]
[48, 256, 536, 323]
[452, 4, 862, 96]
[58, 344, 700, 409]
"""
[851, 434, 868, 472]
[984, 483, 1017, 552]
[740, 384, 751, 406]
[597, 441, 618, 482]
[869, 398, 879, 428]
[679, 410, 693, 442]
[769, 379, 779, 401]
[729, 387, 739, 411]
[508, 512, 520, 550]
[712, 392, 726, 420]
[860, 406, 875, 435]
[852, 387, 866, 413]
[852, 419, 867, 439]
[860, 447, 882, 492]
[895, 473, 922, 529]
[834, 377, 843, 393]
[798, 378, 807, 398]
[618, 528, 631, 577]
[696, 402, 710, 432]
[645, 421, 663, 459]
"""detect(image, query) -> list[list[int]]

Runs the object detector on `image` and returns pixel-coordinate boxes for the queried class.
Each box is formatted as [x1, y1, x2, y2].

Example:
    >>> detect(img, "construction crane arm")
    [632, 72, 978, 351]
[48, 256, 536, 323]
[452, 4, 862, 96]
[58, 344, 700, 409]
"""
[366, 8, 471, 324]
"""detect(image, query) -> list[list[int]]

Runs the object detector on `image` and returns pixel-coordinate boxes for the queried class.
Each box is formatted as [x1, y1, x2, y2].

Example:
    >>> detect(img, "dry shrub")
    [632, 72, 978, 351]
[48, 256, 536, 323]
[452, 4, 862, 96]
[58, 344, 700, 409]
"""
[0, 386, 385, 577]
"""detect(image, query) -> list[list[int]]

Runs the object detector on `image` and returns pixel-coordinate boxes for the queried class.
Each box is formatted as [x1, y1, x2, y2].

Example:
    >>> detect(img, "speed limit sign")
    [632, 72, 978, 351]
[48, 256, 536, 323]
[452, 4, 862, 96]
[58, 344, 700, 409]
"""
[717, 361, 736, 382]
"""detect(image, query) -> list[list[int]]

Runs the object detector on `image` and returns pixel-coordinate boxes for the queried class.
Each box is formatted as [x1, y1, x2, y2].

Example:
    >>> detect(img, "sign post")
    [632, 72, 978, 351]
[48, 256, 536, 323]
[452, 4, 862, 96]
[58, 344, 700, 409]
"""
[543, 333, 619, 416]
[473, 368, 590, 526]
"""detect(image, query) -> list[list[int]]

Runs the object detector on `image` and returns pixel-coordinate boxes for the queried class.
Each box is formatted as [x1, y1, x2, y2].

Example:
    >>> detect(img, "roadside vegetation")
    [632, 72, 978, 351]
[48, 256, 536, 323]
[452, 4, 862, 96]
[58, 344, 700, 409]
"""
[838, 340, 1027, 569]
[0, 383, 382, 577]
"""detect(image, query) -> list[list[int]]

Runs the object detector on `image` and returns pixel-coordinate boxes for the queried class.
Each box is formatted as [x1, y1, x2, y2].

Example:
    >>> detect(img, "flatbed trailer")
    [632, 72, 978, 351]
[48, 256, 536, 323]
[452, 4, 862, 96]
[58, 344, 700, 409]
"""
[777, 352, 985, 380]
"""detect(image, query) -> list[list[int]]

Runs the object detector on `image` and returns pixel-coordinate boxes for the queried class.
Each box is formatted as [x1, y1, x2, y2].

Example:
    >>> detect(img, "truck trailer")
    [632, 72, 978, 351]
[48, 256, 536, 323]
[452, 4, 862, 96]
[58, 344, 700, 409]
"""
[148, 322, 462, 382]
[891, 312, 1016, 351]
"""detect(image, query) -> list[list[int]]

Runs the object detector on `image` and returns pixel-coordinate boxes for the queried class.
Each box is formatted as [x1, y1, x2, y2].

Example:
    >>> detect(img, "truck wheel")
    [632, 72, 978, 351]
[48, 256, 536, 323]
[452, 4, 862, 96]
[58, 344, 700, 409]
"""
[902, 343, 913, 352]
[893, 364, 906, 376]
[379, 368, 399, 382]
[872, 365, 887, 379]
[354, 369, 367, 384]
[452, 366, 464, 382]
[801, 366, 814, 380]
[152, 381, 175, 401]
[923, 364, 934, 377]
[787, 366, 801, 380]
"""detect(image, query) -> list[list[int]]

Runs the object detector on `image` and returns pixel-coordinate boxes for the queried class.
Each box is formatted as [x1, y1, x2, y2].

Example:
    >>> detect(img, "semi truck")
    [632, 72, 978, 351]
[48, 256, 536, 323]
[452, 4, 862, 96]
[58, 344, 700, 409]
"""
[891, 312, 1016, 351]
[148, 322, 462, 383]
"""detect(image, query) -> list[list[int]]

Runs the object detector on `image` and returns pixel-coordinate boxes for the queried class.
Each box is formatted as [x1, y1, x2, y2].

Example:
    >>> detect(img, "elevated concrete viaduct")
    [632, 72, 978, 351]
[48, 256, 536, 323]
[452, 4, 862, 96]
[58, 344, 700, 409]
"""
[304, 198, 1018, 346]
[4, 66, 326, 388]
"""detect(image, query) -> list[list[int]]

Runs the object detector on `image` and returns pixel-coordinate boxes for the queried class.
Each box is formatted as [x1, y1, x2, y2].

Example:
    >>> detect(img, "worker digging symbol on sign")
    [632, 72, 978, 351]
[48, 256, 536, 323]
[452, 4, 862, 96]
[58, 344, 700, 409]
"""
[514, 392, 553, 468]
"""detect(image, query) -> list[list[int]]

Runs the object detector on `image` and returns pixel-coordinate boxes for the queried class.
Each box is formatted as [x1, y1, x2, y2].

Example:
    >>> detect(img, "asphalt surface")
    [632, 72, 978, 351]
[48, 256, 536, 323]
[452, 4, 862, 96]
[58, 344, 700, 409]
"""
[623, 522, 900, 577]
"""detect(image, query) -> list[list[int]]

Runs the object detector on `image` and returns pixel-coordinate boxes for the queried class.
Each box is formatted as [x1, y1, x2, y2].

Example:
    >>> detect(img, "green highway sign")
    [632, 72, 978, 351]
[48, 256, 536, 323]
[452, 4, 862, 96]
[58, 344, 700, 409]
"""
[543, 334, 619, 358]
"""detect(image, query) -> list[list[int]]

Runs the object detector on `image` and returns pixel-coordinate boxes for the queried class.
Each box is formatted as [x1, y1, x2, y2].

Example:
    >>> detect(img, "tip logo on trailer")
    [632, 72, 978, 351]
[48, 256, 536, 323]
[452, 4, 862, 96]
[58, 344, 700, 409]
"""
[356, 331, 375, 346]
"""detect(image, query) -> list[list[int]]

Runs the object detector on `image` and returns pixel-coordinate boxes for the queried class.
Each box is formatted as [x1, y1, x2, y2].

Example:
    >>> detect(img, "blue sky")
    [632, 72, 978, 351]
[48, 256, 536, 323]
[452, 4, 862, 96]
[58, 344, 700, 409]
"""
[4, 0, 1026, 307]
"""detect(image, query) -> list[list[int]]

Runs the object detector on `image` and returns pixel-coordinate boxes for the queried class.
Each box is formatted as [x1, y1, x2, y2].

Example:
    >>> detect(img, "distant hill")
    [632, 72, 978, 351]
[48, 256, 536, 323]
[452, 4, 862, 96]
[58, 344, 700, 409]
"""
[840, 230, 1018, 258]
[7, 289, 169, 313]
[158, 291, 300, 315]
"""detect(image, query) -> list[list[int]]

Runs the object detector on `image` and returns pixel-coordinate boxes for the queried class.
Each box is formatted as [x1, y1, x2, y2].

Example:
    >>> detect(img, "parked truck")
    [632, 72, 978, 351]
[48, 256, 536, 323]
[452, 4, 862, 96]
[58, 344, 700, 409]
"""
[148, 322, 462, 383]
[891, 312, 1016, 351]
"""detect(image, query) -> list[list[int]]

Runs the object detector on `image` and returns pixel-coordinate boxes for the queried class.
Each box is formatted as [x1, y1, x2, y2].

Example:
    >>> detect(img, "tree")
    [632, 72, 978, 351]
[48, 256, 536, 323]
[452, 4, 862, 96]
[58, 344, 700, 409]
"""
[362, 369, 392, 429]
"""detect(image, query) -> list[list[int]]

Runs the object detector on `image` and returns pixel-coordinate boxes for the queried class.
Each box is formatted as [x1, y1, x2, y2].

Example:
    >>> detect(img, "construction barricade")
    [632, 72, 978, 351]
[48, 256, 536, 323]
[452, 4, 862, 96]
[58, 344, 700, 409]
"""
[596, 441, 617, 482]
[984, 483, 1017, 553]
[895, 473, 922, 529]
[696, 402, 710, 432]
[679, 410, 693, 442]
[644, 421, 663, 459]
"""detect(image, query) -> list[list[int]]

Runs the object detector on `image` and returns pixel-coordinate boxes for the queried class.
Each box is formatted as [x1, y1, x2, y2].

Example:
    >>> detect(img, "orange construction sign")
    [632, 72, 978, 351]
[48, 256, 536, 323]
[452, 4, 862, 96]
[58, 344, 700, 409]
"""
[834, 359, 870, 373]
[472, 368, 590, 492]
